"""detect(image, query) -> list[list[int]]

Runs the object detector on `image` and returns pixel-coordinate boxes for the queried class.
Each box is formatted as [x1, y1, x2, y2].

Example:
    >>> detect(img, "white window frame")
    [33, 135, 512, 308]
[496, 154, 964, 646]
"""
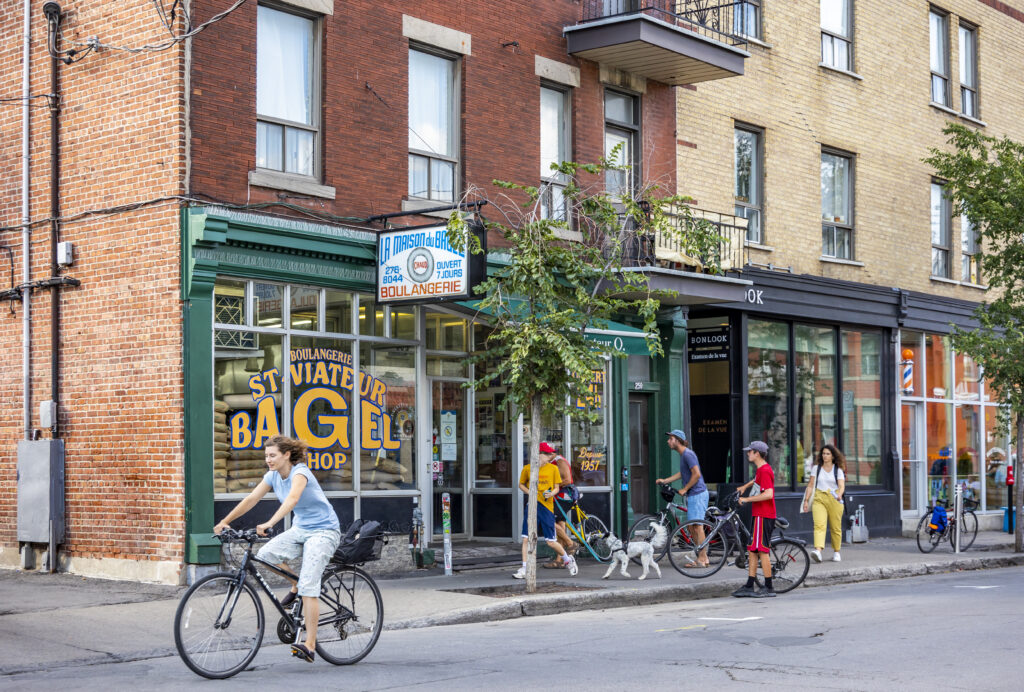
[931, 181, 952, 278]
[733, 1, 763, 40]
[821, 149, 854, 260]
[604, 89, 640, 197]
[821, 0, 853, 71]
[735, 125, 764, 244]
[930, 8, 951, 107]
[540, 83, 571, 222]
[408, 45, 461, 203]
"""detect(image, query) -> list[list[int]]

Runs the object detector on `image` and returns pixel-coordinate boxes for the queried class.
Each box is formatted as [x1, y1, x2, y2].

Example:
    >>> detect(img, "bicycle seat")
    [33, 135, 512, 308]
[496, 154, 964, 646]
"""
[775, 517, 790, 529]
[706, 506, 724, 517]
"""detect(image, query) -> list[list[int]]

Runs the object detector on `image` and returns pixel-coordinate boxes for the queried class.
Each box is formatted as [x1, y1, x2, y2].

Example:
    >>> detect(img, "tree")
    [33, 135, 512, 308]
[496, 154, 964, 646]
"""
[448, 157, 724, 591]
[925, 124, 1024, 552]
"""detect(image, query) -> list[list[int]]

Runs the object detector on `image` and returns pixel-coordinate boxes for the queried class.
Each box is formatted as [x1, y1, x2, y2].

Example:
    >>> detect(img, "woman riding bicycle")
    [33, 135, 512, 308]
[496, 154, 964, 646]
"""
[213, 435, 340, 663]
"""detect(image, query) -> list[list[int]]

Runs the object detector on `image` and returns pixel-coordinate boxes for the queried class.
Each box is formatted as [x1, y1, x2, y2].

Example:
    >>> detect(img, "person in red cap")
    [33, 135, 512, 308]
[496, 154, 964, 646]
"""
[513, 443, 578, 578]
[540, 443, 579, 567]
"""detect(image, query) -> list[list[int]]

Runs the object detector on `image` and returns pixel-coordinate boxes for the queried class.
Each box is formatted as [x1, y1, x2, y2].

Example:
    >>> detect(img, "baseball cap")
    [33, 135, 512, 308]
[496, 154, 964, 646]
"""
[743, 440, 769, 456]
[539, 442, 556, 454]
[665, 429, 687, 443]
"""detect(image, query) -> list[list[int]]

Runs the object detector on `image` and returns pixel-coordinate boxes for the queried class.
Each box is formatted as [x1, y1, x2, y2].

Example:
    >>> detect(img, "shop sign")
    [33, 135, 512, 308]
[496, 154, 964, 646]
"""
[688, 327, 729, 362]
[377, 224, 484, 304]
[575, 369, 605, 409]
[228, 347, 402, 469]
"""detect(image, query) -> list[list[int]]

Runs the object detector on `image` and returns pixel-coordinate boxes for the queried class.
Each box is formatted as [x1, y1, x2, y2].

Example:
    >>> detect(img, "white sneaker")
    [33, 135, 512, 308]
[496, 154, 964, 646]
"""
[566, 557, 578, 576]
[512, 566, 526, 579]
[832, 553, 841, 562]
[810, 549, 822, 563]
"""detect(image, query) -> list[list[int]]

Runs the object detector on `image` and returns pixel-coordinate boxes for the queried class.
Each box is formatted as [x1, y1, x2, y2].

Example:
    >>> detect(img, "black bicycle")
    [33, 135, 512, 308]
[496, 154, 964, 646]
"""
[916, 496, 979, 553]
[173, 528, 384, 679]
[667, 491, 811, 594]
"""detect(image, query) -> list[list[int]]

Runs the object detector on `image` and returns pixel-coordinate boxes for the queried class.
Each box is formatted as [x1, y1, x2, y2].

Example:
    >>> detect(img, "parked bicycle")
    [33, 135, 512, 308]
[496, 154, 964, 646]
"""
[668, 491, 811, 593]
[556, 492, 613, 562]
[916, 496, 978, 553]
[625, 483, 701, 565]
[174, 528, 384, 679]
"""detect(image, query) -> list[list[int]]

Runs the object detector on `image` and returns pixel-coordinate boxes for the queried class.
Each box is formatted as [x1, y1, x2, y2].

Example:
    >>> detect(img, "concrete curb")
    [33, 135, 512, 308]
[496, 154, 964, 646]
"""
[387, 553, 1024, 631]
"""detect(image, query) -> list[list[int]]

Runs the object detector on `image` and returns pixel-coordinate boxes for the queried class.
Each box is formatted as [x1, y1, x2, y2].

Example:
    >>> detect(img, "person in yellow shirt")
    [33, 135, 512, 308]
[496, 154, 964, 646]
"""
[513, 444, 579, 578]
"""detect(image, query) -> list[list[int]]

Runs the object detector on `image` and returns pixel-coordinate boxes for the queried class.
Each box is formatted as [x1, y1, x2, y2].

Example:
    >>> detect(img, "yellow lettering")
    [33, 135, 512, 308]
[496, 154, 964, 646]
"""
[261, 368, 280, 393]
[230, 411, 253, 448]
[369, 379, 387, 407]
[248, 374, 265, 399]
[252, 396, 281, 448]
[312, 360, 330, 385]
[292, 387, 350, 450]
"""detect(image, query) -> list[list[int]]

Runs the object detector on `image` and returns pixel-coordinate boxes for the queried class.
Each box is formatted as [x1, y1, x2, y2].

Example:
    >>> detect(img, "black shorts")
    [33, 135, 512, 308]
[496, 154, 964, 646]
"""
[747, 517, 775, 553]
[553, 496, 573, 521]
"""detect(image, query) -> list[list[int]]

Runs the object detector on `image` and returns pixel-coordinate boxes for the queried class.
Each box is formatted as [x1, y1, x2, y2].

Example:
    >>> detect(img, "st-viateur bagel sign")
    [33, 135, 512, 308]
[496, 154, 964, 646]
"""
[376, 223, 486, 305]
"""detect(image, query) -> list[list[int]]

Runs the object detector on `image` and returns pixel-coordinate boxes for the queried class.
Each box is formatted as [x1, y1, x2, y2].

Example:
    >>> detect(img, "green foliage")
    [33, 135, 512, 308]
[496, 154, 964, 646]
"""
[925, 124, 1024, 419]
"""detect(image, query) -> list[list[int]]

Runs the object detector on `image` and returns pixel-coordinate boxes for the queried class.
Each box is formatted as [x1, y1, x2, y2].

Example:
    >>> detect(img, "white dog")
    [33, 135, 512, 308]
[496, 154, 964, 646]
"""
[601, 523, 667, 580]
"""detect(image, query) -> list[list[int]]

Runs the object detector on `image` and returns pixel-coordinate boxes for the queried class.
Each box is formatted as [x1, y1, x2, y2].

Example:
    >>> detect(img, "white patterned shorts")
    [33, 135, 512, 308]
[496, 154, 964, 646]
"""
[257, 526, 341, 597]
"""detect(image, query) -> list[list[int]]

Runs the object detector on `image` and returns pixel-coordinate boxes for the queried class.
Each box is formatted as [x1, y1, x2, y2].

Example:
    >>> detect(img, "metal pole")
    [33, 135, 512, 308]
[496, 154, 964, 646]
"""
[953, 483, 962, 554]
[21, 0, 32, 440]
[441, 492, 453, 575]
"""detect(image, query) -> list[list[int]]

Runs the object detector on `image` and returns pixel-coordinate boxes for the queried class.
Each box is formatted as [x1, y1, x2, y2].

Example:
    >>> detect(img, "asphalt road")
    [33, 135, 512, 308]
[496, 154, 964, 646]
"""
[3, 567, 1020, 691]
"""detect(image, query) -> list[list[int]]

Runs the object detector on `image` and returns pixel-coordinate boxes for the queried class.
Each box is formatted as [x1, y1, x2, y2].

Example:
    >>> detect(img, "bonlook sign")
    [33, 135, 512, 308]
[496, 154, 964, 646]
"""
[377, 225, 481, 304]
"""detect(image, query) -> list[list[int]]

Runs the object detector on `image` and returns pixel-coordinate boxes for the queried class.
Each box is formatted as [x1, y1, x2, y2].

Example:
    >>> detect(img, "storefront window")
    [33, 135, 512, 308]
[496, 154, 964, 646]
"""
[571, 366, 609, 487]
[748, 320, 791, 488]
[795, 325, 837, 484]
[290, 286, 320, 331]
[473, 325, 512, 490]
[954, 351, 981, 401]
[984, 407, 1009, 511]
[925, 334, 951, 398]
[359, 344, 417, 490]
[390, 305, 417, 340]
[926, 402, 953, 504]
[955, 404, 982, 503]
[214, 332, 284, 495]
[325, 290, 353, 334]
[899, 331, 924, 397]
[841, 329, 882, 485]
[358, 293, 384, 336]
[253, 282, 284, 328]
[426, 312, 467, 351]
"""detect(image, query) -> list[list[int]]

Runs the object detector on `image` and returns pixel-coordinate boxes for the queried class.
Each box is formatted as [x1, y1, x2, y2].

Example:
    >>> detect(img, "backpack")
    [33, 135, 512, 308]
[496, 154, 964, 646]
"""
[928, 505, 948, 534]
[333, 519, 384, 565]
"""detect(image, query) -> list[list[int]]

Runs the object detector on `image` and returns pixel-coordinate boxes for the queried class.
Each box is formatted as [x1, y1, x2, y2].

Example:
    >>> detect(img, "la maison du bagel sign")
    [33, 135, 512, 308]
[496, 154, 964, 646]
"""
[377, 225, 472, 304]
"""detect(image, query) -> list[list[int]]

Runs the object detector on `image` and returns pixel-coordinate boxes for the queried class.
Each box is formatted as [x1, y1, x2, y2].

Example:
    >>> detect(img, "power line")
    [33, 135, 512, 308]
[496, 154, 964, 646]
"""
[74, 0, 247, 55]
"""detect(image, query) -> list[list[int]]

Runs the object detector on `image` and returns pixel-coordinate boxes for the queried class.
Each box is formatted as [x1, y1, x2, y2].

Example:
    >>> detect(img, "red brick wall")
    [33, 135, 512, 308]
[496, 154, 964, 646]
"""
[188, 0, 678, 222]
[0, 1, 185, 568]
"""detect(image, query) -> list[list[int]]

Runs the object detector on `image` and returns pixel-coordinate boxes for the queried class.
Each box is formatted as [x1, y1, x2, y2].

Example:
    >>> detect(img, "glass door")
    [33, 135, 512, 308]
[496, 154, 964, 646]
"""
[901, 402, 925, 513]
[628, 394, 651, 516]
[431, 379, 467, 536]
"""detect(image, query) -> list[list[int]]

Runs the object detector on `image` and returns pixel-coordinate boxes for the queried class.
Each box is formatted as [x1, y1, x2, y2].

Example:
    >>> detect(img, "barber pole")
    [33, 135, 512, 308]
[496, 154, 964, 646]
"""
[901, 348, 914, 395]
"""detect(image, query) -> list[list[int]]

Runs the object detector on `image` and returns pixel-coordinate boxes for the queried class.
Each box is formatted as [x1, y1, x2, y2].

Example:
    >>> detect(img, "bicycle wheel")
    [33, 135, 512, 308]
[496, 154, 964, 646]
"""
[915, 513, 942, 553]
[626, 515, 670, 565]
[768, 538, 810, 593]
[174, 571, 264, 680]
[316, 565, 384, 665]
[950, 510, 978, 551]
[667, 520, 728, 578]
[582, 515, 612, 561]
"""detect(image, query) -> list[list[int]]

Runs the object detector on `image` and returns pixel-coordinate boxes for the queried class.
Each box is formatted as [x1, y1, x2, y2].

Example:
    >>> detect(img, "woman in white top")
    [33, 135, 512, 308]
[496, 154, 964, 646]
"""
[801, 444, 846, 563]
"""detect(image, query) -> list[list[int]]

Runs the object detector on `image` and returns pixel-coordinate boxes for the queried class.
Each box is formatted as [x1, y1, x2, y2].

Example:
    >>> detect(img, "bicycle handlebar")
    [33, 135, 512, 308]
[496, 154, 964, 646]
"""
[215, 528, 275, 543]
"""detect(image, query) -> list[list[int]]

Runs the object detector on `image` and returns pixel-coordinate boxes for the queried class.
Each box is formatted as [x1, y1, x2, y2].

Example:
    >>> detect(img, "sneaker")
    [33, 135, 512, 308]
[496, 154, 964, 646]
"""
[731, 584, 757, 598]
[832, 553, 841, 562]
[512, 566, 526, 579]
[754, 587, 777, 598]
[810, 549, 822, 563]
[566, 557, 579, 576]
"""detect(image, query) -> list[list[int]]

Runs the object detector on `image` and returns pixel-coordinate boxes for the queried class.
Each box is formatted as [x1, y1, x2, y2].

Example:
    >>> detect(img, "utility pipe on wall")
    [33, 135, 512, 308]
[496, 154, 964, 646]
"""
[21, 0, 32, 440]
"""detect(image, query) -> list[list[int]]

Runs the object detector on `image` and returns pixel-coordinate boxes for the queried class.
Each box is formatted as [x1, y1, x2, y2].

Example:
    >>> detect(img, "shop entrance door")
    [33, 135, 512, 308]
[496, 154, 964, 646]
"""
[629, 394, 652, 515]
[901, 402, 925, 514]
[431, 379, 468, 537]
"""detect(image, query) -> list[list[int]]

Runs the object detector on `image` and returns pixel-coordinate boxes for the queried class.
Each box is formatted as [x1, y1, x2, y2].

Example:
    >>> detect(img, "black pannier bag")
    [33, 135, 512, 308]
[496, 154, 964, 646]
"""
[333, 518, 386, 565]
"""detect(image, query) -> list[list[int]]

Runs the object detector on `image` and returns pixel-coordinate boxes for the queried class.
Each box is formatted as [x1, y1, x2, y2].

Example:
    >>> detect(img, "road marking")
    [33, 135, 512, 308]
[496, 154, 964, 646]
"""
[953, 585, 999, 590]
[656, 625, 707, 632]
[698, 616, 763, 622]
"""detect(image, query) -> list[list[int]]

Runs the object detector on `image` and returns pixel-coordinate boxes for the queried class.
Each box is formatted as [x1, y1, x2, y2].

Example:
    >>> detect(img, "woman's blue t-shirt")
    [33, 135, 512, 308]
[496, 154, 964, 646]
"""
[263, 465, 339, 531]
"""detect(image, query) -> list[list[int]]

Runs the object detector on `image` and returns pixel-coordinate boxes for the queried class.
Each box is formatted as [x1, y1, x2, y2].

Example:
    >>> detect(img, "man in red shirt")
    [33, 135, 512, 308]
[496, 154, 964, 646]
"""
[732, 440, 778, 598]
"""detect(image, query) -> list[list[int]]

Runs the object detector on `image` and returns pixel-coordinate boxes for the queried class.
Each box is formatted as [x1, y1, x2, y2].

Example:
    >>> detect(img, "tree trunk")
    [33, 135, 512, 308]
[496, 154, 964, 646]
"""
[1015, 416, 1023, 553]
[525, 395, 543, 592]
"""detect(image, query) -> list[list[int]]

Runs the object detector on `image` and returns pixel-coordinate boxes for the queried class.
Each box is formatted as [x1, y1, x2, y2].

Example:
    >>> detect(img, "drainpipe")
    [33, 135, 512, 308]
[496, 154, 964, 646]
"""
[49, 42, 61, 437]
[21, 0, 32, 440]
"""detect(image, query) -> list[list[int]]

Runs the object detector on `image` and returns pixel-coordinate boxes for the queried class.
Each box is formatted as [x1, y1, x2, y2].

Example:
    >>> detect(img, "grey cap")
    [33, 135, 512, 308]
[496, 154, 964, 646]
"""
[665, 429, 687, 443]
[743, 440, 769, 456]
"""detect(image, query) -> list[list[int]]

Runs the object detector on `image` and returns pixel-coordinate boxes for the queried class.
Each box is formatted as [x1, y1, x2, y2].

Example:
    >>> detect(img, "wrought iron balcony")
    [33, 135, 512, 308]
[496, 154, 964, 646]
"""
[623, 205, 748, 274]
[565, 1, 749, 85]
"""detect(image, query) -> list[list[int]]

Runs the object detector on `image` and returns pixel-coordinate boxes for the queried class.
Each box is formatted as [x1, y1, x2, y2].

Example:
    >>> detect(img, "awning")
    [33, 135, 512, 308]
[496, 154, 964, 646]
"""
[456, 300, 657, 356]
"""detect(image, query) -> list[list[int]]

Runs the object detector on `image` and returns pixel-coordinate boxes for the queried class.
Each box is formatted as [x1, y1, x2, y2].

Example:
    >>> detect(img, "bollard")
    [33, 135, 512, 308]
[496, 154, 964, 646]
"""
[442, 492, 453, 576]
[953, 484, 963, 554]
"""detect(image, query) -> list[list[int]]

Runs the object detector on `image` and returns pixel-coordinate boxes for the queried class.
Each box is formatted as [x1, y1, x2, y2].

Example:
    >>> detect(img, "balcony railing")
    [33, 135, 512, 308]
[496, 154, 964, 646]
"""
[580, 1, 748, 48]
[623, 206, 748, 274]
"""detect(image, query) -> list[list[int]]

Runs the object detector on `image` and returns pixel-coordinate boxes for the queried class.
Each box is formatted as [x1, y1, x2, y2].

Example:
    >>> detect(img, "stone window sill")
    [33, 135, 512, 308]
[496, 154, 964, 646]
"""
[248, 169, 335, 200]
[745, 241, 774, 252]
[959, 113, 987, 128]
[820, 255, 865, 267]
[401, 198, 464, 220]
[930, 275, 959, 285]
[743, 36, 773, 49]
[929, 101, 959, 117]
[960, 281, 988, 291]
[818, 63, 864, 81]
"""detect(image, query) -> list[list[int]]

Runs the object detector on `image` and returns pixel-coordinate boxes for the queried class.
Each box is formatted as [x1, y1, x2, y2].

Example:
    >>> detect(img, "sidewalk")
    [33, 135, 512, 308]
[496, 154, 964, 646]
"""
[1, 531, 1021, 676]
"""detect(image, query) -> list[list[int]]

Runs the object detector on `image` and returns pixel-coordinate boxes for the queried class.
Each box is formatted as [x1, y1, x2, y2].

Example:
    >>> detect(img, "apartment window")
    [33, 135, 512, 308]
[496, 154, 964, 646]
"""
[734, 126, 763, 244]
[540, 85, 570, 221]
[931, 182, 951, 278]
[733, 1, 762, 40]
[930, 9, 950, 106]
[821, 0, 853, 71]
[821, 151, 853, 259]
[409, 48, 458, 202]
[959, 23, 978, 118]
[962, 214, 982, 284]
[256, 5, 318, 177]
[604, 90, 640, 196]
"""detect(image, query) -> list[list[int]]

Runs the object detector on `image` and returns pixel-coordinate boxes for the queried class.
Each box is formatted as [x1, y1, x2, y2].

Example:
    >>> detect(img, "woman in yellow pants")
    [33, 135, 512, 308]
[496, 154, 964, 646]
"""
[801, 445, 846, 563]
